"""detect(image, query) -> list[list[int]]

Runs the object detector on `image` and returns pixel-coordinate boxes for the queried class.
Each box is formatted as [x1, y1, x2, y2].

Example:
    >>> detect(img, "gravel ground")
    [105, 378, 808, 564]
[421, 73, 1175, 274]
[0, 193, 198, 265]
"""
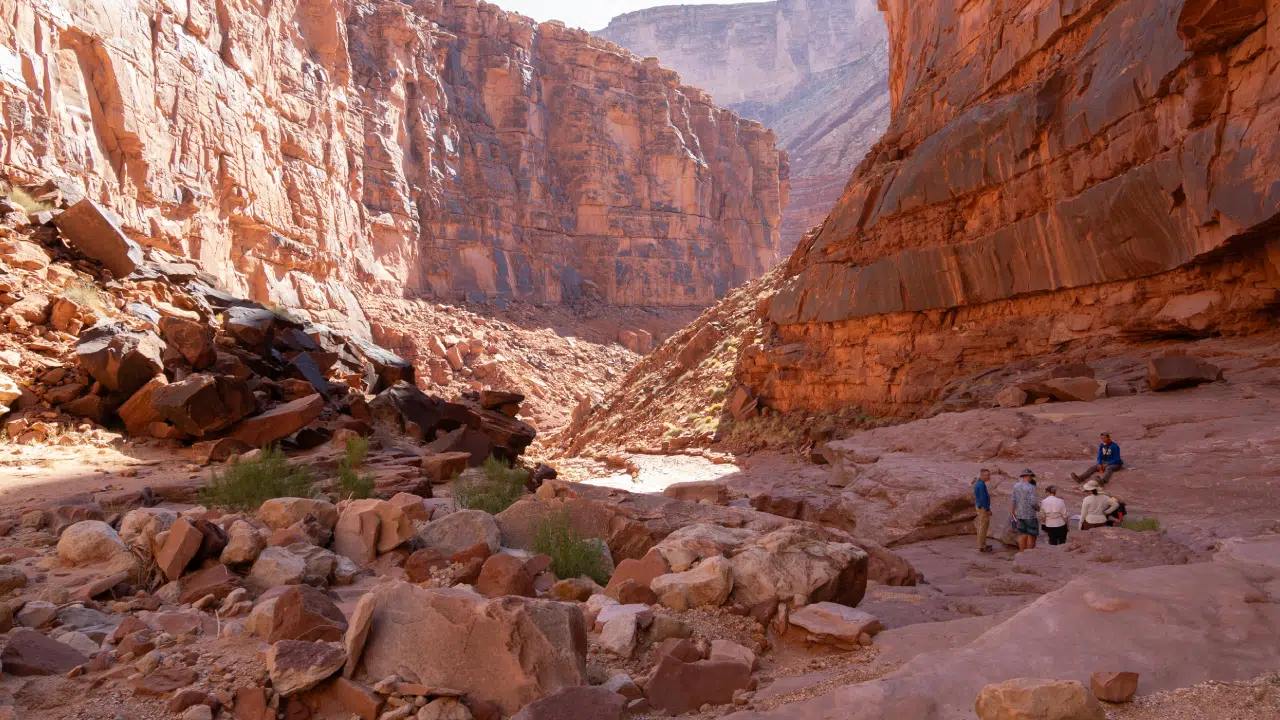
[1107, 672, 1280, 719]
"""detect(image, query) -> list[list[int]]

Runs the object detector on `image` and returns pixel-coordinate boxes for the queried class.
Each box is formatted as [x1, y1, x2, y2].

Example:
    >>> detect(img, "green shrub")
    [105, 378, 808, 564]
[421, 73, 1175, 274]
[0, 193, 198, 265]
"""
[532, 510, 610, 585]
[200, 445, 315, 510]
[335, 436, 374, 500]
[1121, 517, 1161, 532]
[452, 456, 528, 514]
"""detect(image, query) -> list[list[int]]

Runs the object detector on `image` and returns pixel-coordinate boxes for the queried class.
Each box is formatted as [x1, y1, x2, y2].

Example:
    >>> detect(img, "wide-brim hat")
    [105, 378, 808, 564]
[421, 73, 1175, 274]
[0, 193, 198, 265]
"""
[1020, 468, 1036, 478]
[1083, 480, 1100, 491]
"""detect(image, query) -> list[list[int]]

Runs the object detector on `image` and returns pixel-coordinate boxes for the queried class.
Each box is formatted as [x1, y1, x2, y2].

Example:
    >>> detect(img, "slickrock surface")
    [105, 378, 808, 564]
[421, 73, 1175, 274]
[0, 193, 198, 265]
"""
[0, 0, 786, 329]
[599, 0, 890, 252]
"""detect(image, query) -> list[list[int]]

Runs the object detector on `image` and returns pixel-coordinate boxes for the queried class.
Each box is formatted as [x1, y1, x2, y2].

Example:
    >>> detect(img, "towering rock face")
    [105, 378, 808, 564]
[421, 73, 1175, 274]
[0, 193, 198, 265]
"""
[0, 0, 787, 331]
[598, 0, 890, 254]
[739, 0, 1280, 416]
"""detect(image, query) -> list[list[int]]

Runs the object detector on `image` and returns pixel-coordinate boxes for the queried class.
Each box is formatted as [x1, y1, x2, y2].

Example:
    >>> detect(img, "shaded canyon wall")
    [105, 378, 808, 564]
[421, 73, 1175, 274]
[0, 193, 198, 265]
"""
[739, 0, 1280, 416]
[0, 0, 788, 334]
[598, 0, 889, 254]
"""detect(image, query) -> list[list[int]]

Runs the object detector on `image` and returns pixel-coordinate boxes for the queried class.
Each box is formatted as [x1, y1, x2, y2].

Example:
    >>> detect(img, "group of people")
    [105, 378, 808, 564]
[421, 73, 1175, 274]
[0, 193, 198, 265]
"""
[973, 431, 1127, 553]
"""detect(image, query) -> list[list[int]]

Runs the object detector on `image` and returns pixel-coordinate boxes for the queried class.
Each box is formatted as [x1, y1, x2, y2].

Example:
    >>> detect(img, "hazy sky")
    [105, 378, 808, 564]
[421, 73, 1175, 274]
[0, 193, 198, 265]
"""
[493, 1, 771, 31]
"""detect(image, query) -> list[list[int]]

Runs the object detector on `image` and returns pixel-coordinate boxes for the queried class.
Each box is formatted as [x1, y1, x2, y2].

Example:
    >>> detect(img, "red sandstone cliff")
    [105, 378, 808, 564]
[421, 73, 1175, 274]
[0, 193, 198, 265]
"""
[598, 0, 889, 255]
[565, 0, 1280, 453]
[0, 0, 787, 333]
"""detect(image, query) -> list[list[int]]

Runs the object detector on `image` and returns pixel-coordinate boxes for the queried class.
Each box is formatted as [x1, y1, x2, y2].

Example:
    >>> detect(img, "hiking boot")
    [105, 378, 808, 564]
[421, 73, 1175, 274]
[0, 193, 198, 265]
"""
[1070, 472, 1080, 482]
[979, 546, 994, 553]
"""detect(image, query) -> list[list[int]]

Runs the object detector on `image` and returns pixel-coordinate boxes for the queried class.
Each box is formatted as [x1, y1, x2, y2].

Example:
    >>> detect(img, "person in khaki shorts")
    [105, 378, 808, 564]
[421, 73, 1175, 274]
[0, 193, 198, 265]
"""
[973, 468, 993, 553]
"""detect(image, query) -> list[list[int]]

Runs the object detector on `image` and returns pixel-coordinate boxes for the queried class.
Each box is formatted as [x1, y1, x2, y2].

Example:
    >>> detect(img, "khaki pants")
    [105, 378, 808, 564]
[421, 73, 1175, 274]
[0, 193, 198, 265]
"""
[976, 508, 991, 548]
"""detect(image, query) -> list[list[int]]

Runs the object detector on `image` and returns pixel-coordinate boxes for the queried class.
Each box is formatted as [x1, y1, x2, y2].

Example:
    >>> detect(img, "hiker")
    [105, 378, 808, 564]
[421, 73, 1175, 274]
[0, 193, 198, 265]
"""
[1041, 485, 1069, 545]
[1011, 469, 1041, 551]
[1072, 431, 1123, 485]
[1079, 480, 1120, 530]
[973, 468, 993, 553]
[1105, 495, 1127, 527]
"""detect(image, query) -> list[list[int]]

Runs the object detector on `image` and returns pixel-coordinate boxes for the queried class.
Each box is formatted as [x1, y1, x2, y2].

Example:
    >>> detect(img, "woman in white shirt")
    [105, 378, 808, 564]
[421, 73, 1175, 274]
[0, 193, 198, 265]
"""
[1041, 485, 1069, 545]
[1080, 480, 1120, 530]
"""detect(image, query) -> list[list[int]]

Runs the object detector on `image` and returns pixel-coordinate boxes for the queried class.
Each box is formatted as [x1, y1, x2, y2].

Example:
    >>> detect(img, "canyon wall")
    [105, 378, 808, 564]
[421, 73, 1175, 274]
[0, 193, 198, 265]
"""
[598, 0, 889, 254]
[0, 0, 788, 334]
[735, 0, 1280, 416]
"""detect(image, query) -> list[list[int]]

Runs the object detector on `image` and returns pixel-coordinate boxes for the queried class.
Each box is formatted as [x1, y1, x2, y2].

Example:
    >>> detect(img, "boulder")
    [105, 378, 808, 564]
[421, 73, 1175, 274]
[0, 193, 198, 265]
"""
[133, 667, 199, 696]
[221, 521, 266, 564]
[0, 628, 89, 675]
[662, 481, 730, 505]
[119, 508, 178, 548]
[156, 518, 205, 580]
[422, 452, 472, 483]
[650, 524, 755, 572]
[190, 437, 253, 464]
[417, 697, 473, 720]
[259, 498, 339, 533]
[405, 548, 449, 583]
[651, 555, 734, 611]
[333, 499, 414, 564]
[710, 639, 756, 670]
[159, 316, 217, 369]
[389, 493, 431, 522]
[289, 543, 339, 585]
[223, 306, 278, 354]
[152, 373, 256, 437]
[475, 553, 536, 598]
[598, 614, 639, 657]
[269, 585, 348, 643]
[1147, 356, 1223, 391]
[644, 654, 751, 715]
[995, 386, 1029, 408]
[510, 686, 626, 720]
[418, 510, 501, 557]
[0, 566, 28, 594]
[1090, 671, 1139, 703]
[727, 528, 868, 608]
[495, 497, 652, 563]
[267, 640, 345, 696]
[53, 198, 143, 277]
[788, 603, 884, 649]
[342, 592, 376, 679]
[358, 583, 588, 715]
[247, 546, 307, 589]
[1043, 377, 1107, 402]
[75, 322, 166, 396]
[232, 394, 325, 447]
[56, 520, 127, 566]
[178, 564, 241, 604]
[974, 678, 1105, 720]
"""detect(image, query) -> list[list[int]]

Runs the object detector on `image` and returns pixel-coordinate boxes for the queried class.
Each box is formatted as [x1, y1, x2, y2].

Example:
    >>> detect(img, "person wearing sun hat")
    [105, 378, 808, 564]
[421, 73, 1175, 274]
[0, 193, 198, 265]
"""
[1072, 431, 1123, 485]
[1010, 468, 1041, 551]
[1079, 479, 1120, 530]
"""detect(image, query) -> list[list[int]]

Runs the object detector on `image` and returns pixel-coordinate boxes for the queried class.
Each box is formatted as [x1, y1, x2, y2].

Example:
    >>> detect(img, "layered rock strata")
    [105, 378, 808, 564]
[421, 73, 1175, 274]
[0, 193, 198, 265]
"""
[599, 0, 890, 252]
[0, 0, 787, 330]
[740, 0, 1280, 416]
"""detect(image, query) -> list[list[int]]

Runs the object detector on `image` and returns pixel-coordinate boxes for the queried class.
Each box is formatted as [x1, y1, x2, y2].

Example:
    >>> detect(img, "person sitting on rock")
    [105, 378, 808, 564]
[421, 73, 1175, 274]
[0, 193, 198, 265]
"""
[1079, 480, 1120, 530]
[1040, 485, 1069, 546]
[1105, 495, 1127, 527]
[1011, 469, 1041, 552]
[1072, 431, 1123, 485]
[974, 468, 993, 553]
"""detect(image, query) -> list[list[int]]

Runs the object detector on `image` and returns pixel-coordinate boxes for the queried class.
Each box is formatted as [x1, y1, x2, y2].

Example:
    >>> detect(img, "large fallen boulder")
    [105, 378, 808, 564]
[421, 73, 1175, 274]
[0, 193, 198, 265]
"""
[333, 499, 414, 565]
[644, 653, 751, 715]
[231, 394, 325, 447]
[974, 678, 1104, 720]
[75, 322, 166, 396]
[152, 373, 256, 437]
[1147, 355, 1223, 391]
[727, 528, 868, 608]
[53, 198, 143, 278]
[355, 582, 588, 715]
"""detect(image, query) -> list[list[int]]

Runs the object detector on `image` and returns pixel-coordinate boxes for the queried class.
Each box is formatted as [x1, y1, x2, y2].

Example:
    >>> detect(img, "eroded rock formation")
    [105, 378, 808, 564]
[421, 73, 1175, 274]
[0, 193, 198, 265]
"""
[0, 0, 787, 333]
[741, 0, 1280, 416]
[598, 0, 890, 253]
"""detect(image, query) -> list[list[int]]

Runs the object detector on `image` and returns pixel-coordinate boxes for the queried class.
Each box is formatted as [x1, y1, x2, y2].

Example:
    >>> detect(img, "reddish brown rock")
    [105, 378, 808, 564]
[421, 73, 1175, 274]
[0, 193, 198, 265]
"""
[1090, 671, 1140, 703]
[475, 553, 536, 598]
[266, 640, 345, 697]
[269, 585, 349, 644]
[509, 686, 626, 720]
[53, 198, 143, 278]
[160, 316, 217, 369]
[232, 394, 325, 447]
[133, 667, 199, 696]
[1147, 356, 1223, 392]
[662, 481, 730, 505]
[422, 452, 471, 483]
[310, 677, 382, 720]
[388, 492, 430, 522]
[156, 518, 204, 581]
[178, 564, 241, 604]
[405, 548, 448, 583]
[0, 628, 89, 675]
[117, 375, 178, 437]
[643, 654, 751, 715]
[235, 687, 273, 720]
[153, 374, 256, 437]
[74, 323, 165, 397]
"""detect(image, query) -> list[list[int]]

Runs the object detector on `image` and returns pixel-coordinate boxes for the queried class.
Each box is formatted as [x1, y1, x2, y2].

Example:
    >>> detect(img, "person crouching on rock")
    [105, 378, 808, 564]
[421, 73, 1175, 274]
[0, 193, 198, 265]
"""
[1079, 480, 1120, 531]
[974, 468, 993, 553]
[1011, 469, 1041, 552]
[1105, 495, 1127, 527]
[1072, 431, 1123, 485]
[1041, 485, 1068, 545]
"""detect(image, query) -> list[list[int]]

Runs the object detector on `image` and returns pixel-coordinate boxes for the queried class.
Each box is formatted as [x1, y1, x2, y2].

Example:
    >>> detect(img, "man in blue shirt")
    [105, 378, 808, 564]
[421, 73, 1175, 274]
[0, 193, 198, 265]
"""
[1072, 431, 1123, 485]
[973, 468, 993, 553]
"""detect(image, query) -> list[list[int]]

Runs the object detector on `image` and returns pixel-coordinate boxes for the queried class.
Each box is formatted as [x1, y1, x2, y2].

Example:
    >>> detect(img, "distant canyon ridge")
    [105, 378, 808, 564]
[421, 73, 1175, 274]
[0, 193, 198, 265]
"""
[0, 0, 788, 334]
[598, 0, 891, 253]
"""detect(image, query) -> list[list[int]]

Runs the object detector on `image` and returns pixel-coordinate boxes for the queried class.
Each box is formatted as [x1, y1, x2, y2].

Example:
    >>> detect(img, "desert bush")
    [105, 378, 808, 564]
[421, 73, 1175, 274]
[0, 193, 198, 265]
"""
[1121, 517, 1161, 532]
[452, 456, 528, 514]
[65, 280, 110, 314]
[2, 184, 54, 213]
[532, 510, 610, 585]
[199, 445, 315, 510]
[335, 435, 374, 500]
